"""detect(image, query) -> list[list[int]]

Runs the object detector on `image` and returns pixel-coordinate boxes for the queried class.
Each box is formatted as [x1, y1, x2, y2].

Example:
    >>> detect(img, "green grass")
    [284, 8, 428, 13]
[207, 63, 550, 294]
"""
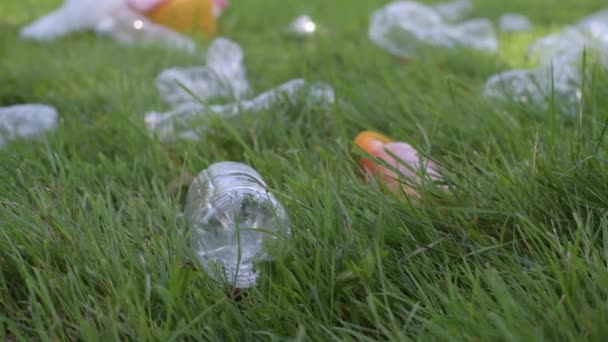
[2, 0, 608, 340]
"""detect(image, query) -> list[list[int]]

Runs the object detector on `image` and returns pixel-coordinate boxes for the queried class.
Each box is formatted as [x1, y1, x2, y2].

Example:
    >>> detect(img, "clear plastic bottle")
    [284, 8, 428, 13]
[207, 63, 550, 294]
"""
[184, 162, 289, 288]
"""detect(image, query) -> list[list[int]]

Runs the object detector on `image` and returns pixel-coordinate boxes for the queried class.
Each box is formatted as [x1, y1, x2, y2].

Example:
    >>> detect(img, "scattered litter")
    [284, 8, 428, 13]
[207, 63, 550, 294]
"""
[0, 104, 58, 148]
[483, 67, 582, 114]
[156, 38, 251, 105]
[185, 161, 289, 288]
[146, 79, 335, 141]
[499, 13, 533, 33]
[287, 15, 318, 37]
[486, 8, 608, 115]
[528, 28, 608, 70]
[354, 131, 444, 198]
[529, 9, 608, 67]
[369, 0, 497, 57]
[20, 0, 226, 50]
[433, 0, 473, 23]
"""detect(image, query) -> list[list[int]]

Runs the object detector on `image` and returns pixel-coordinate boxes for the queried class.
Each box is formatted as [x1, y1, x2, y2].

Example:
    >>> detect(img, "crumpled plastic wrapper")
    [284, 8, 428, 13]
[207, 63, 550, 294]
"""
[20, 0, 197, 52]
[485, 9, 608, 115]
[145, 79, 335, 142]
[0, 104, 58, 148]
[369, 0, 497, 57]
[499, 13, 533, 33]
[156, 38, 251, 105]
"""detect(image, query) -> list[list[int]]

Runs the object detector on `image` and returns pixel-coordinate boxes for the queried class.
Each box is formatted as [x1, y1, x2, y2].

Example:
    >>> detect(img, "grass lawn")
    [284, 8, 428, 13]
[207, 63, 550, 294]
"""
[2, 0, 608, 340]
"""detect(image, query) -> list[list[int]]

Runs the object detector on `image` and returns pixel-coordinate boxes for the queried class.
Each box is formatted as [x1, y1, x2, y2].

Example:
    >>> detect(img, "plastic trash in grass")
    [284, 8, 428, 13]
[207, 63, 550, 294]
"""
[354, 131, 444, 198]
[368, 0, 497, 58]
[528, 28, 608, 69]
[156, 38, 251, 105]
[528, 9, 608, 68]
[485, 8, 608, 115]
[145, 79, 335, 142]
[498, 13, 533, 33]
[483, 66, 583, 114]
[20, 0, 227, 50]
[0, 104, 58, 148]
[185, 161, 289, 289]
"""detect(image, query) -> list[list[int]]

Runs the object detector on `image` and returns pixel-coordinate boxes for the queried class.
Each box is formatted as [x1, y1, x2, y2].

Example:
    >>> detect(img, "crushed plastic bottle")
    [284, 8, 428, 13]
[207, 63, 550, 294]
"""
[486, 8, 608, 115]
[0, 104, 58, 148]
[156, 38, 250, 105]
[527, 8, 608, 68]
[528, 28, 590, 68]
[94, 11, 196, 52]
[144, 102, 208, 141]
[210, 79, 334, 116]
[498, 13, 533, 33]
[529, 30, 608, 71]
[185, 161, 289, 288]
[433, 0, 472, 23]
[146, 79, 335, 141]
[484, 69, 549, 108]
[483, 65, 582, 114]
[369, 1, 497, 57]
